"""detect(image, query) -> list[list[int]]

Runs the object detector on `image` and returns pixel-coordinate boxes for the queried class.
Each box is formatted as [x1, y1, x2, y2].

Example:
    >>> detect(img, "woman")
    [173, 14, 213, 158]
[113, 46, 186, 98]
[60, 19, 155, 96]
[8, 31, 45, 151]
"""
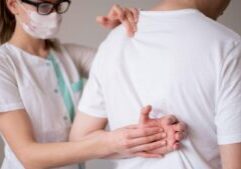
[0, 0, 186, 169]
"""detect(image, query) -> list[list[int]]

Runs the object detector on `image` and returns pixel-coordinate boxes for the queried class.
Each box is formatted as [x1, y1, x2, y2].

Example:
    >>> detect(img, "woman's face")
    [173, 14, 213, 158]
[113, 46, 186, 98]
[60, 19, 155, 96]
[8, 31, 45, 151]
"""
[18, 0, 59, 21]
[8, 0, 62, 24]
[6, 0, 67, 39]
[17, 1, 36, 24]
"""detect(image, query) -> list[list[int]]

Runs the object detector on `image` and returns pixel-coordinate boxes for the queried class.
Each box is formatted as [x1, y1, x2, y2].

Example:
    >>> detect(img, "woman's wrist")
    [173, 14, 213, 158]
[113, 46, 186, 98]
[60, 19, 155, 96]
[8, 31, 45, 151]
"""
[81, 130, 114, 158]
[96, 131, 115, 157]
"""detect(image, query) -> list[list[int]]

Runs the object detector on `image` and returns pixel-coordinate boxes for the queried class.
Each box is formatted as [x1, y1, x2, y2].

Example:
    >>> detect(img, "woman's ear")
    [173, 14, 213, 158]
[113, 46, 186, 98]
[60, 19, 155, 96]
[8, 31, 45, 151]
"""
[6, 0, 19, 15]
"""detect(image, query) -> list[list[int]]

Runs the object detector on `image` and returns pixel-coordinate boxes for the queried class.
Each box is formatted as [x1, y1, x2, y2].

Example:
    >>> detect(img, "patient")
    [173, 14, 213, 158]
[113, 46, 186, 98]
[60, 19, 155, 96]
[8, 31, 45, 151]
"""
[70, 0, 241, 168]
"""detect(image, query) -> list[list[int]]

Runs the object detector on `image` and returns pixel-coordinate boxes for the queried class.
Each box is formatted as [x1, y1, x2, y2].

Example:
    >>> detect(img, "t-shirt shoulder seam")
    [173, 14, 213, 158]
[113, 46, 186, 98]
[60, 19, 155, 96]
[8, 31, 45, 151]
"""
[202, 16, 241, 40]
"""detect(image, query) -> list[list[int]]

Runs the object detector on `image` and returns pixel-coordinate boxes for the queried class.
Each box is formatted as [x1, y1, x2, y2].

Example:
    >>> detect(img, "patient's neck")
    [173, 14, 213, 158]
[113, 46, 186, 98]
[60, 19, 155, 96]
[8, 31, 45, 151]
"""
[152, 0, 197, 11]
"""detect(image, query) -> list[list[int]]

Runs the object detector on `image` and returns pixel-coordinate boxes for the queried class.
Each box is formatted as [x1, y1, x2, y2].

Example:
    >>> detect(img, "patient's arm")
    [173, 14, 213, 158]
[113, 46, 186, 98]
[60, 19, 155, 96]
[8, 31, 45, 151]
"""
[69, 111, 108, 138]
[220, 143, 241, 169]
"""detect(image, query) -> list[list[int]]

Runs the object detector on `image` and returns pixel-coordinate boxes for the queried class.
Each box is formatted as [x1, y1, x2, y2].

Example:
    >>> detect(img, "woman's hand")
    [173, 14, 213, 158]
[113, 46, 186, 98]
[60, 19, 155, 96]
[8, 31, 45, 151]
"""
[139, 106, 188, 156]
[96, 4, 139, 37]
[105, 124, 167, 158]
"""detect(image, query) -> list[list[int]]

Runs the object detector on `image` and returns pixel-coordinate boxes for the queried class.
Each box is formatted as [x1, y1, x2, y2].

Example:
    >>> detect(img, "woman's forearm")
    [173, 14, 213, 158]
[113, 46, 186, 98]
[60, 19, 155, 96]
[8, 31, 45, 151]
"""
[0, 110, 112, 169]
[19, 135, 110, 169]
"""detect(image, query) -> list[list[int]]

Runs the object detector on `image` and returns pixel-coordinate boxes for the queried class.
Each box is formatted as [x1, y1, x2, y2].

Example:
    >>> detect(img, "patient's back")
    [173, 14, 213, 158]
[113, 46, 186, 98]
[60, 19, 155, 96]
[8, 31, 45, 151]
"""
[82, 9, 241, 169]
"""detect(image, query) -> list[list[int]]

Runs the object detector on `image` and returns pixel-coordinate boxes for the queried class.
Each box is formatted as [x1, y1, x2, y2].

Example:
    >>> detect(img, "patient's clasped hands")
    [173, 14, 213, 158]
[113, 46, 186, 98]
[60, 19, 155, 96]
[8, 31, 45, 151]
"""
[139, 105, 187, 157]
[106, 105, 187, 159]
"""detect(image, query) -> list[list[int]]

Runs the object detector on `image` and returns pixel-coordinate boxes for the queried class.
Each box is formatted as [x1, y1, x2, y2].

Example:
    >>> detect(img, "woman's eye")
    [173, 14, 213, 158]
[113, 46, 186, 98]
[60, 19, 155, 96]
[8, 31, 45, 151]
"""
[57, 1, 70, 13]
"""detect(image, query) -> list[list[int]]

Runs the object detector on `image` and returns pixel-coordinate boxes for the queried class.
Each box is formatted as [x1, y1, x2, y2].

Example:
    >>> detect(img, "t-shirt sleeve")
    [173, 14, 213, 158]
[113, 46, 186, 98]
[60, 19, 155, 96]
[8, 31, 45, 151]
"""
[0, 57, 24, 112]
[63, 44, 97, 78]
[215, 40, 241, 145]
[77, 42, 107, 118]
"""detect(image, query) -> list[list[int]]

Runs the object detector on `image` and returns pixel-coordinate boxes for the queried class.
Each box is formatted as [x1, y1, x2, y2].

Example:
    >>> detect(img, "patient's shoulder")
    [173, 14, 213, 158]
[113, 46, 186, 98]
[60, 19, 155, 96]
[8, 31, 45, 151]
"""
[197, 15, 240, 43]
[104, 25, 129, 45]
[90, 26, 128, 73]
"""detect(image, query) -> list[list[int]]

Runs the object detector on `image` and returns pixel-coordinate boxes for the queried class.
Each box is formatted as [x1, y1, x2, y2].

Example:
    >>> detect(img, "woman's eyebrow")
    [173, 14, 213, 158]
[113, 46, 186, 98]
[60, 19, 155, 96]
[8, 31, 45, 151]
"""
[33, 0, 59, 3]
[30, 0, 44, 3]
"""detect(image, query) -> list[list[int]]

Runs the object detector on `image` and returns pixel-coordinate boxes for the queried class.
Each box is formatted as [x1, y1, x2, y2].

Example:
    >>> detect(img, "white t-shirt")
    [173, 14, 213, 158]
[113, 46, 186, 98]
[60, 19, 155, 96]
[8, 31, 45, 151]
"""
[0, 42, 96, 169]
[78, 9, 241, 169]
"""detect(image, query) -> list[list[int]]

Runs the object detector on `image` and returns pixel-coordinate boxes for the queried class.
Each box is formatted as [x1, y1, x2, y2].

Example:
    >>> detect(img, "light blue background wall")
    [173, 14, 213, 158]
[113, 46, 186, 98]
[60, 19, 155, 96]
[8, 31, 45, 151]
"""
[1, 0, 241, 168]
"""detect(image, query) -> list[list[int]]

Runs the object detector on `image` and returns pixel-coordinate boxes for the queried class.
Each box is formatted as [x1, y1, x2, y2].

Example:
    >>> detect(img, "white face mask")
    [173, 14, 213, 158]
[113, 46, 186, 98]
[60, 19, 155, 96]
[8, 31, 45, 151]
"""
[18, 2, 62, 39]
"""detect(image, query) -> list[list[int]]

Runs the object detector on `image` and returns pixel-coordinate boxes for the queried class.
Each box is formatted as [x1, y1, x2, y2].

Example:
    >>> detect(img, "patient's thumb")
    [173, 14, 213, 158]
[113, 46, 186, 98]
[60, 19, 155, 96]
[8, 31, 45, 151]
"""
[139, 105, 152, 124]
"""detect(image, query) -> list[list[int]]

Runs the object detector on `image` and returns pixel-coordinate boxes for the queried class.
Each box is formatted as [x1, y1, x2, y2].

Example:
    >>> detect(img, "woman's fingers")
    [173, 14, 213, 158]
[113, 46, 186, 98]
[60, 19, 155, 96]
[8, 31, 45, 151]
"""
[109, 4, 125, 21]
[123, 8, 139, 37]
[109, 5, 137, 37]
[127, 127, 162, 138]
[127, 132, 167, 147]
[96, 4, 124, 29]
[129, 140, 167, 153]
[124, 124, 139, 129]
[96, 15, 121, 29]
[124, 8, 137, 32]
[129, 8, 139, 23]
[135, 152, 163, 158]
[123, 121, 163, 131]
[96, 16, 108, 25]
[96, 4, 139, 37]
[121, 19, 133, 37]
[96, 16, 110, 28]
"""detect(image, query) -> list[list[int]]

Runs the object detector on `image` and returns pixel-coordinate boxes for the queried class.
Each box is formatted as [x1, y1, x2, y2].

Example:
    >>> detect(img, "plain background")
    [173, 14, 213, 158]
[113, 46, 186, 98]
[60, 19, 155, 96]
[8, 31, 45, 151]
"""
[0, 0, 241, 168]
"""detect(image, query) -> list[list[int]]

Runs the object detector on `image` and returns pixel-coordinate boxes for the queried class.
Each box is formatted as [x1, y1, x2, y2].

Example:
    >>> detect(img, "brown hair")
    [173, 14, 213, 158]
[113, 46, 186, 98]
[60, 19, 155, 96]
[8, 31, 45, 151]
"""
[0, 0, 16, 44]
[0, 0, 59, 50]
